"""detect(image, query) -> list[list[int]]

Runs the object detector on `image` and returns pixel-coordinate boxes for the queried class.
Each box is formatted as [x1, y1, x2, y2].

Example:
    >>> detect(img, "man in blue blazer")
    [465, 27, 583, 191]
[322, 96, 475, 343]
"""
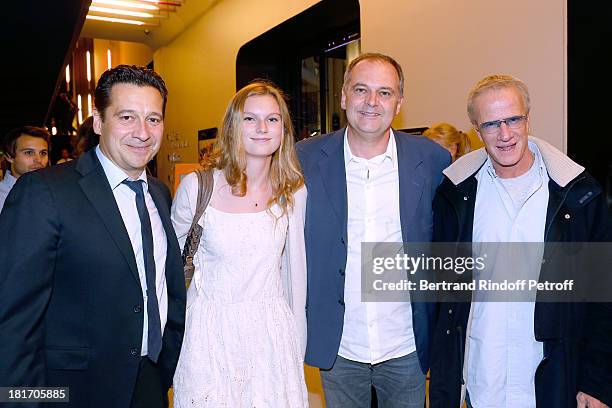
[0, 65, 185, 408]
[297, 53, 450, 407]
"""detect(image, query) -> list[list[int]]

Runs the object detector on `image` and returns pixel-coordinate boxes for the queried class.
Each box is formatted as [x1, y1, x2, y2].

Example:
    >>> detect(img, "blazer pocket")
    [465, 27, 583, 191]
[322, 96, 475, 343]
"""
[45, 347, 90, 370]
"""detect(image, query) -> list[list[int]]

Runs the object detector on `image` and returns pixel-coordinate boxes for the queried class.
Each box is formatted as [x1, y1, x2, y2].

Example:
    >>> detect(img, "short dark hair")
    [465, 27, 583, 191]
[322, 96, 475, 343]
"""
[94, 65, 168, 120]
[3, 126, 50, 158]
[343, 52, 405, 97]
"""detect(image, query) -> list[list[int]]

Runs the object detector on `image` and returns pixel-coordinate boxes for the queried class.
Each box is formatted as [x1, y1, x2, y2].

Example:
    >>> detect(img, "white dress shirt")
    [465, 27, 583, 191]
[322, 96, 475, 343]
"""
[338, 129, 417, 364]
[96, 146, 168, 357]
[468, 141, 548, 407]
[0, 170, 17, 212]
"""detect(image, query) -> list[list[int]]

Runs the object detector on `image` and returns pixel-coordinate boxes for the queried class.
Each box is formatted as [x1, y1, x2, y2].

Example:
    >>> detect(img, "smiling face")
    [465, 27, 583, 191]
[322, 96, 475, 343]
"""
[6, 135, 49, 178]
[93, 83, 164, 179]
[474, 86, 533, 178]
[341, 59, 403, 143]
[241, 94, 283, 160]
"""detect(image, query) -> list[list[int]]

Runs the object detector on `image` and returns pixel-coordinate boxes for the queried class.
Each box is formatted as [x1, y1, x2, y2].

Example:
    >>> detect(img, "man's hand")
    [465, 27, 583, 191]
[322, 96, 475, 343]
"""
[577, 392, 609, 408]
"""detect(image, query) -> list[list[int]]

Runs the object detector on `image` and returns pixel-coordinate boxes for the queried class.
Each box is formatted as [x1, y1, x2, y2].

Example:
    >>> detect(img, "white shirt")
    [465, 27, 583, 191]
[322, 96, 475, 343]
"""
[0, 170, 17, 212]
[96, 146, 168, 357]
[468, 141, 548, 407]
[339, 129, 416, 364]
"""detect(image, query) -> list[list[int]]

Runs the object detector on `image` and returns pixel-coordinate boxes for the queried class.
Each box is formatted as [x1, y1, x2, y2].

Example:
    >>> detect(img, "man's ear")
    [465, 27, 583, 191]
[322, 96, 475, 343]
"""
[4, 153, 14, 164]
[92, 108, 103, 135]
[473, 126, 483, 142]
[395, 96, 404, 115]
[341, 88, 347, 111]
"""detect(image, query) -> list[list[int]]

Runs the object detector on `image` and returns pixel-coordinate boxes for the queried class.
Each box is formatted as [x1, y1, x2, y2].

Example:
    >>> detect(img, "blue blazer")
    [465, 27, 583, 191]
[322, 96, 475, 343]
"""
[296, 128, 450, 372]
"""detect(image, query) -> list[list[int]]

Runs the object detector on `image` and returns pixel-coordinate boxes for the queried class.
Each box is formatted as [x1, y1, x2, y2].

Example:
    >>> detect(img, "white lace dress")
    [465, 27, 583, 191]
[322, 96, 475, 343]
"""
[171, 172, 308, 408]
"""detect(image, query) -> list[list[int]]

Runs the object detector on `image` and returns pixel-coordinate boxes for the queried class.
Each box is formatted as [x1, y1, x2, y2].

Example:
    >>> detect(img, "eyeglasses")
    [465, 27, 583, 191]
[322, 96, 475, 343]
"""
[477, 115, 528, 135]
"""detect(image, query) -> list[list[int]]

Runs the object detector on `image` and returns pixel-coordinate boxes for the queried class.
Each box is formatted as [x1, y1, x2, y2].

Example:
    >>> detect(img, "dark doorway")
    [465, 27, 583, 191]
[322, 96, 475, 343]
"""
[236, 0, 360, 140]
[568, 2, 612, 210]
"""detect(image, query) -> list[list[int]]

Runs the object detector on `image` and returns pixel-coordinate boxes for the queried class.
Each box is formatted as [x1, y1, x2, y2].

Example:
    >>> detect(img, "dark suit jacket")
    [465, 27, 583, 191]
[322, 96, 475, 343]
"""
[0, 149, 186, 407]
[296, 128, 450, 372]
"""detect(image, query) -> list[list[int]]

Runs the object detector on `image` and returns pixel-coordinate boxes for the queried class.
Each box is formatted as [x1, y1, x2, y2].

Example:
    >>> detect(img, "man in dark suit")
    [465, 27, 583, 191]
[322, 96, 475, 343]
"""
[297, 53, 450, 407]
[0, 65, 186, 408]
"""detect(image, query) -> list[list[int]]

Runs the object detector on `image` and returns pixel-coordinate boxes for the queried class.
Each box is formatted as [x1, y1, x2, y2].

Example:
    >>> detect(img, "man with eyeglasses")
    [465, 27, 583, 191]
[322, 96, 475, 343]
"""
[429, 74, 612, 407]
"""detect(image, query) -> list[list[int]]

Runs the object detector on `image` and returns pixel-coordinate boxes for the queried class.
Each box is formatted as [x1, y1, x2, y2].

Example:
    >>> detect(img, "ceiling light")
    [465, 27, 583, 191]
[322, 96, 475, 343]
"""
[89, 6, 154, 18]
[86, 51, 92, 83]
[86, 15, 146, 25]
[92, 0, 159, 10]
[77, 95, 83, 125]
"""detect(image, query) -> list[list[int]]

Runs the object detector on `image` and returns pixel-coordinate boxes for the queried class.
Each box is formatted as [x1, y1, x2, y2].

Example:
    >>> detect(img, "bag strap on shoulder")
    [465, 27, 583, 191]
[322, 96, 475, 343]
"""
[191, 169, 214, 230]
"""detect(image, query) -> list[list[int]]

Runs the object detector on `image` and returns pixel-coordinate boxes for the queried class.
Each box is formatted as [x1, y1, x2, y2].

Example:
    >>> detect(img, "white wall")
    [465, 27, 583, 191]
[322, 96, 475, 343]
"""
[361, 0, 566, 150]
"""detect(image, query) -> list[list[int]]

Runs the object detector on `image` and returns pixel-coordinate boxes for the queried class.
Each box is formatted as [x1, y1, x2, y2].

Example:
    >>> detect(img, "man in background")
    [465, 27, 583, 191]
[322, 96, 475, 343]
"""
[0, 125, 49, 211]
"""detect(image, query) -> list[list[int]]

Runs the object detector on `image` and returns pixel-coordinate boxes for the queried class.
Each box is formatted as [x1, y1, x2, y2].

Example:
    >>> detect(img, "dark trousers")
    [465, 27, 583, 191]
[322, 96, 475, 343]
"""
[131, 357, 168, 408]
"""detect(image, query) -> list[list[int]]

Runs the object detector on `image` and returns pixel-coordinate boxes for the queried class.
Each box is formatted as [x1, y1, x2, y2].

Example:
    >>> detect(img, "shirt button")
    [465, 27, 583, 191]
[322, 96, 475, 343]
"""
[339, 269, 345, 276]
[338, 300, 345, 306]
[133, 305, 142, 313]
[463, 196, 468, 201]
[129, 347, 138, 356]
[564, 213, 571, 219]
[446, 329, 451, 335]
[448, 308, 453, 314]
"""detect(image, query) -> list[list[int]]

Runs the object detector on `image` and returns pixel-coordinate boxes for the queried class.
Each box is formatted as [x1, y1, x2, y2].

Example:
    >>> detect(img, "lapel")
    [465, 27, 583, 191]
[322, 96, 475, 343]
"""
[317, 129, 348, 239]
[395, 131, 425, 242]
[76, 149, 140, 284]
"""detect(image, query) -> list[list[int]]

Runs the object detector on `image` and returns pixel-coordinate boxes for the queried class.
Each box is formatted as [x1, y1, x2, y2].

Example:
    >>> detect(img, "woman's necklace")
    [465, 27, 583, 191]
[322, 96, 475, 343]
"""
[250, 184, 272, 207]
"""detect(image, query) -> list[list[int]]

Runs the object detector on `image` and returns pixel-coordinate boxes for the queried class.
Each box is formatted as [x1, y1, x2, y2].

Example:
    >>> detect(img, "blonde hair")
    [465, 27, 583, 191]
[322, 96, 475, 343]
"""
[467, 74, 530, 125]
[423, 123, 471, 161]
[203, 81, 304, 217]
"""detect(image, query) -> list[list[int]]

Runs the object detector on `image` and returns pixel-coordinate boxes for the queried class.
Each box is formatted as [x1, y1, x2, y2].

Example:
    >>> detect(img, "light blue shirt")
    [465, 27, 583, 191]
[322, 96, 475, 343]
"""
[0, 170, 17, 213]
[468, 142, 548, 408]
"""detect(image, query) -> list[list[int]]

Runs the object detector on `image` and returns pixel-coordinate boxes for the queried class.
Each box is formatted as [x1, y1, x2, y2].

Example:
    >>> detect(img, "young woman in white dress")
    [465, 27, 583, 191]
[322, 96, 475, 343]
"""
[171, 81, 308, 407]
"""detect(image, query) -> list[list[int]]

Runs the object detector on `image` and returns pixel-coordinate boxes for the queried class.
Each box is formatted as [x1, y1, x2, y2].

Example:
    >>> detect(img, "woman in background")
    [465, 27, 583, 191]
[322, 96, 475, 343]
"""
[171, 81, 308, 407]
[423, 122, 471, 162]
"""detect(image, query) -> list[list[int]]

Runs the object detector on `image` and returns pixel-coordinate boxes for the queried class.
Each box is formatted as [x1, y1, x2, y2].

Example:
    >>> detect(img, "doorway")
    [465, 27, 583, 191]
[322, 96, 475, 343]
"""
[236, 0, 360, 141]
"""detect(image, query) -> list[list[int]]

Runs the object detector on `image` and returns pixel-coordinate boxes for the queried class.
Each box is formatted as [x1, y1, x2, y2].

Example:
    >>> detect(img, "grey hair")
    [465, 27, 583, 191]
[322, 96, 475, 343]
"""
[467, 74, 530, 125]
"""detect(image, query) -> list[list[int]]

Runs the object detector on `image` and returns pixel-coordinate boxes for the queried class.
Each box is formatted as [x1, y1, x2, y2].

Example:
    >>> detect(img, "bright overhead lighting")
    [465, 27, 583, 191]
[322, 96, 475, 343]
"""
[86, 15, 145, 25]
[107, 49, 112, 70]
[89, 6, 154, 18]
[92, 0, 159, 10]
[65, 65, 70, 84]
[77, 95, 83, 125]
[86, 51, 92, 83]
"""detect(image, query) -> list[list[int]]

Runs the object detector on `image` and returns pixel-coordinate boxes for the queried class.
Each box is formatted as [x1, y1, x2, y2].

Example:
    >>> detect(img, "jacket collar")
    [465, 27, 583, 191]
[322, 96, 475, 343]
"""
[443, 136, 584, 188]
